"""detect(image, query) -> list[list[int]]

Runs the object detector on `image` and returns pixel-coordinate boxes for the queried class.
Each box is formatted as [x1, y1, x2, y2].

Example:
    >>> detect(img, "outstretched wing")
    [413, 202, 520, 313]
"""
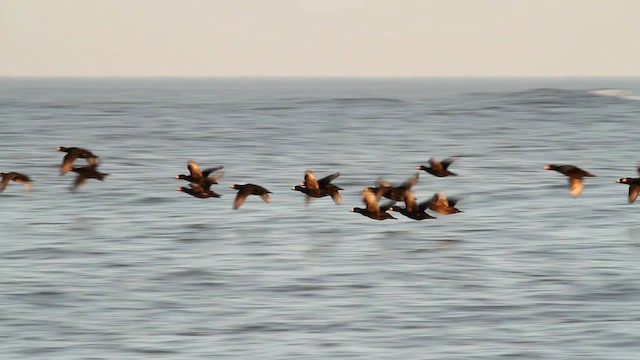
[304, 171, 319, 190]
[568, 177, 584, 197]
[441, 157, 457, 170]
[629, 184, 640, 203]
[317, 172, 340, 188]
[187, 160, 203, 179]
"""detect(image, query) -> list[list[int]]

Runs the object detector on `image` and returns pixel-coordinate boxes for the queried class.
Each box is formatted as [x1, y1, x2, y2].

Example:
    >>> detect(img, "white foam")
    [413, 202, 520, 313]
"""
[589, 88, 640, 101]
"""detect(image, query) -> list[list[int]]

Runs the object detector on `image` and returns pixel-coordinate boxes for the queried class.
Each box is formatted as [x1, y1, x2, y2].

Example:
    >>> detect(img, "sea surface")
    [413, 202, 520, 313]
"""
[1, 77, 639, 359]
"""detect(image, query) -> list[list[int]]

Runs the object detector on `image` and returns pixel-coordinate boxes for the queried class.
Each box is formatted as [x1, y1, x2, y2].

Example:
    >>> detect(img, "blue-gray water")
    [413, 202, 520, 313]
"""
[1, 77, 640, 359]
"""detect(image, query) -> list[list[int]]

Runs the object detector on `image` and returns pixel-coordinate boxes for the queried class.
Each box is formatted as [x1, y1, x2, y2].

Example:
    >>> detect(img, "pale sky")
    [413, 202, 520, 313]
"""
[1, 0, 639, 77]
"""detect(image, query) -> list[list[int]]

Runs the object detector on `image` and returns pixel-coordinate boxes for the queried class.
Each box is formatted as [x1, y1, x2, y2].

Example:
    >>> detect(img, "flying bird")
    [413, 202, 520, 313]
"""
[425, 192, 463, 215]
[57, 146, 99, 175]
[292, 170, 342, 205]
[416, 157, 458, 177]
[0, 172, 33, 193]
[176, 160, 223, 188]
[616, 163, 640, 203]
[229, 183, 271, 209]
[69, 164, 108, 190]
[350, 187, 397, 220]
[389, 191, 437, 220]
[544, 164, 596, 197]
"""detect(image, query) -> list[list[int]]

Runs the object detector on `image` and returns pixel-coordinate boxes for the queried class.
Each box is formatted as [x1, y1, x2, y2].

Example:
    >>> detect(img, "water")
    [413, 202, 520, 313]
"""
[1, 77, 640, 359]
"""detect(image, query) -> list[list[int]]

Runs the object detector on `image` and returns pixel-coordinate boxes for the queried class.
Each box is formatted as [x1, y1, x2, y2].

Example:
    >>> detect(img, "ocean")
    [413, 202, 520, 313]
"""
[1, 77, 639, 359]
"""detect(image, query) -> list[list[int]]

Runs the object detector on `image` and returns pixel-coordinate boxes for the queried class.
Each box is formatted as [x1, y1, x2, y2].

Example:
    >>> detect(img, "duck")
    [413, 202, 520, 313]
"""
[292, 184, 342, 204]
[544, 164, 596, 197]
[229, 183, 271, 209]
[389, 191, 436, 220]
[57, 146, 99, 175]
[425, 192, 462, 215]
[350, 187, 397, 220]
[69, 164, 108, 190]
[293, 170, 342, 204]
[616, 164, 640, 203]
[416, 157, 457, 177]
[0, 172, 33, 192]
[176, 160, 223, 188]
[368, 173, 419, 202]
[177, 183, 221, 199]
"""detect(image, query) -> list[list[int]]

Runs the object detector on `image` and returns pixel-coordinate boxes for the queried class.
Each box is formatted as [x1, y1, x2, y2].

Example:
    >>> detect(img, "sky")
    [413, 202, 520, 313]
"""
[1, 0, 639, 77]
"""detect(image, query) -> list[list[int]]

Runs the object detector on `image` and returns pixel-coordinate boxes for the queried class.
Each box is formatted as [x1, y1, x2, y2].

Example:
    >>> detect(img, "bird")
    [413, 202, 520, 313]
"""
[389, 191, 437, 220]
[292, 184, 343, 204]
[229, 183, 271, 209]
[292, 170, 342, 204]
[177, 183, 221, 199]
[616, 163, 640, 203]
[350, 187, 397, 220]
[416, 157, 458, 177]
[544, 164, 596, 197]
[57, 146, 99, 175]
[425, 192, 462, 215]
[176, 160, 223, 188]
[69, 164, 108, 190]
[0, 172, 33, 193]
[368, 173, 419, 202]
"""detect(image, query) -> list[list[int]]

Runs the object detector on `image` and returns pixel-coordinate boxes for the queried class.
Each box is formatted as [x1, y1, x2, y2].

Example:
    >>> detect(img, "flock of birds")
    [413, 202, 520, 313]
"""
[2, 147, 640, 221]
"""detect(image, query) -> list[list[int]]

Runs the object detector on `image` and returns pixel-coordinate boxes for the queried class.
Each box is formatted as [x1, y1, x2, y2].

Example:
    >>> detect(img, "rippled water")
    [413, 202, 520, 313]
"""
[1, 77, 640, 359]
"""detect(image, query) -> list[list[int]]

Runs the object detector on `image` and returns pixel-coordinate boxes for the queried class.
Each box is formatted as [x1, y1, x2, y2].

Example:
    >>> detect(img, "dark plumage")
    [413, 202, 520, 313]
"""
[69, 164, 108, 190]
[616, 164, 640, 204]
[425, 192, 462, 215]
[177, 183, 221, 199]
[389, 191, 437, 220]
[616, 177, 640, 203]
[176, 160, 223, 188]
[368, 173, 419, 202]
[57, 146, 99, 175]
[293, 170, 342, 204]
[292, 184, 343, 204]
[0, 172, 33, 192]
[350, 188, 397, 220]
[416, 157, 457, 177]
[544, 164, 596, 197]
[229, 183, 271, 209]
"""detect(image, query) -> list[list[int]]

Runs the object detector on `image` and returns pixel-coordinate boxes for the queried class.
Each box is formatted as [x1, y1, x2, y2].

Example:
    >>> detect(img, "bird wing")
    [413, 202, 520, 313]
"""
[362, 188, 381, 212]
[317, 172, 340, 188]
[60, 152, 78, 174]
[404, 191, 418, 213]
[259, 193, 271, 203]
[375, 178, 392, 188]
[629, 185, 640, 203]
[233, 189, 250, 209]
[73, 173, 88, 189]
[330, 191, 342, 204]
[441, 157, 457, 170]
[568, 177, 584, 197]
[0, 173, 17, 192]
[187, 160, 203, 179]
[201, 165, 224, 177]
[402, 173, 419, 188]
[304, 171, 319, 190]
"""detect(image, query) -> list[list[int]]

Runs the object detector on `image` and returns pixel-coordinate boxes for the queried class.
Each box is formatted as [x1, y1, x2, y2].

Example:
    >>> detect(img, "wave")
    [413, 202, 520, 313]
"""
[298, 97, 405, 105]
[589, 88, 640, 101]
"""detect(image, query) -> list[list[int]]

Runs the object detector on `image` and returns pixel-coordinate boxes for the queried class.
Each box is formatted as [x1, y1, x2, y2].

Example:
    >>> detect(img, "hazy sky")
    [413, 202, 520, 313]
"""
[1, 0, 639, 77]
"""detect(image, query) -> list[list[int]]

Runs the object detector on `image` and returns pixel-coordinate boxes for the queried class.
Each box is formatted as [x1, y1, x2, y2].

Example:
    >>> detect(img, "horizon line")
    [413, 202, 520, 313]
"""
[2, 75, 640, 79]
